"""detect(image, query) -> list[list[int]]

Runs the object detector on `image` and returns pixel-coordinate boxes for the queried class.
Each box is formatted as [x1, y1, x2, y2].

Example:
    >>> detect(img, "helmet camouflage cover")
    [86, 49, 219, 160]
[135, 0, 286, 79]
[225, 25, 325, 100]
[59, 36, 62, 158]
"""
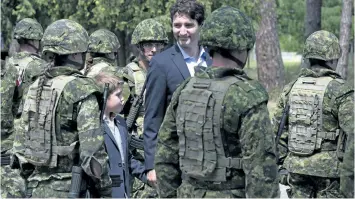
[200, 6, 255, 51]
[88, 29, 120, 53]
[303, 30, 341, 61]
[131, 18, 168, 45]
[41, 19, 89, 55]
[13, 18, 43, 40]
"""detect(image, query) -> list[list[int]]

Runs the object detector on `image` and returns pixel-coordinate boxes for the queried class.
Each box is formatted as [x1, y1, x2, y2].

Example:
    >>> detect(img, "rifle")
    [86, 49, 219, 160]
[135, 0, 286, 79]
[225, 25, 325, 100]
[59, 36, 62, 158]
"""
[275, 103, 290, 163]
[126, 80, 147, 150]
[100, 83, 109, 123]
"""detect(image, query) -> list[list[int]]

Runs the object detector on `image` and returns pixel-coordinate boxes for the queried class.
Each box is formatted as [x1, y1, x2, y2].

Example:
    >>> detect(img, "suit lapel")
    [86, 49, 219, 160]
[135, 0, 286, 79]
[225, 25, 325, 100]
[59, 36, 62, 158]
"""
[115, 119, 127, 157]
[171, 44, 190, 79]
[103, 122, 119, 150]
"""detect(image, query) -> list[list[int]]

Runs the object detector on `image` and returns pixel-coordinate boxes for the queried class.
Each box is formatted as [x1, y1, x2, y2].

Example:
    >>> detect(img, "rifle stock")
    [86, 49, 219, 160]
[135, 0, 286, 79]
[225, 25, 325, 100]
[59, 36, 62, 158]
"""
[275, 103, 290, 163]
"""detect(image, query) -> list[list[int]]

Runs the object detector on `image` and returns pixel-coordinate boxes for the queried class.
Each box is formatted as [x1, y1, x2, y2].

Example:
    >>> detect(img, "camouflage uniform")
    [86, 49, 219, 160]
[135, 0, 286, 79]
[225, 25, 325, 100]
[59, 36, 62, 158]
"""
[84, 29, 119, 77]
[12, 19, 112, 197]
[124, 18, 168, 198]
[1, 52, 26, 198]
[155, 6, 280, 198]
[340, 132, 354, 198]
[7, 18, 46, 117]
[1, 18, 45, 198]
[274, 30, 354, 198]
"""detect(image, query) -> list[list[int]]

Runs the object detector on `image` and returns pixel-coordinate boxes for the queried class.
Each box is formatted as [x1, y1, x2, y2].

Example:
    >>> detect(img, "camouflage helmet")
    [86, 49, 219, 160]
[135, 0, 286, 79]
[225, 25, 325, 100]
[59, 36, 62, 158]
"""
[88, 29, 120, 53]
[131, 19, 168, 45]
[200, 6, 255, 51]
[13, 18, 43, 40]
[41, 19, 89, 55]
[303, 30, 341, 61]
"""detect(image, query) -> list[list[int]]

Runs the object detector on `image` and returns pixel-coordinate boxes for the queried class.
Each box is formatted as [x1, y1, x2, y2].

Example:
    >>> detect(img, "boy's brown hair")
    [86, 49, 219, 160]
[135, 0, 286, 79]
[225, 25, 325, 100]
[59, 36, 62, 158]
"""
[94, 72, 124, 95]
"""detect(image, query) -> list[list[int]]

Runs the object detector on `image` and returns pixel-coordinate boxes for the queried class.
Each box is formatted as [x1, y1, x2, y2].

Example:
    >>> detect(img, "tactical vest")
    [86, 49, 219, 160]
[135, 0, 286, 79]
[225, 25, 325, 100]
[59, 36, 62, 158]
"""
[86, 62, 111, 78]
[176, 76, 243, 182]
[21, 75, 79, 167]
[126, 62, 145, 95]
[9, 55, 35, 83]
[288, 76, 342, 155]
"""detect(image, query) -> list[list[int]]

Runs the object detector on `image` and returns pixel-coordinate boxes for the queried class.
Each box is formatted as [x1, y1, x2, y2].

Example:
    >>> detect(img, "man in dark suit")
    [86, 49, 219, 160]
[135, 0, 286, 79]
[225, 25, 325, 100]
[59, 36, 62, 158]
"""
[143, 0, 212, 184]
[95, 72, 148, 198]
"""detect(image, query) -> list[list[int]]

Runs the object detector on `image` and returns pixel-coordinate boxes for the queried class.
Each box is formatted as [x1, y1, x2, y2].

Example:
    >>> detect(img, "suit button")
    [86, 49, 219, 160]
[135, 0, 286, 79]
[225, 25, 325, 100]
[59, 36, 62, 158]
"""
[118, 163, 122, 167]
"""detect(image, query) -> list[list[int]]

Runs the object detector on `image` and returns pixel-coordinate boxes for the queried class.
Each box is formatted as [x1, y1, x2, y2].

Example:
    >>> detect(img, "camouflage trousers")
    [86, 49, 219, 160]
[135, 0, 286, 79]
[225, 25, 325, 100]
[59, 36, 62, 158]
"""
[0, 165, 27, 198]
[27, 178, 72, 198]
[287, 173, 343, 198]
[176, 180, 246, 198]
[130, 148, 158, 198]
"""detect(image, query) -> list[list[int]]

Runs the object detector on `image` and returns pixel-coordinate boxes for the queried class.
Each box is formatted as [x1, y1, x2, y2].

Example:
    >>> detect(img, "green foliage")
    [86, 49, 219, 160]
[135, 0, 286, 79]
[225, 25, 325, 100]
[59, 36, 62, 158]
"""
[276, 0, 305, 52]
[277, 0, 354, 52]
[1, 0, 352, 58]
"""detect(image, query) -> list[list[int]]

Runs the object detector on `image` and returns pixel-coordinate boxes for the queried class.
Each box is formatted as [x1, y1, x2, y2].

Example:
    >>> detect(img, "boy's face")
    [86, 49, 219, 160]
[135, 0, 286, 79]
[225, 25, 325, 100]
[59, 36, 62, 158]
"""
[106, 87, 125, 114]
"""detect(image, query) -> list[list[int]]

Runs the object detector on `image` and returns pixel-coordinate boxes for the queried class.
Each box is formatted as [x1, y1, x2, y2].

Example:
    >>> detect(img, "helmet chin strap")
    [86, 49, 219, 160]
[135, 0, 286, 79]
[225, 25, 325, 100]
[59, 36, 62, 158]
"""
[27, 42, 39, 54]
[62, 54, 86, 70]
[220, 49, 246, 68]
[138, 47, 150, 63]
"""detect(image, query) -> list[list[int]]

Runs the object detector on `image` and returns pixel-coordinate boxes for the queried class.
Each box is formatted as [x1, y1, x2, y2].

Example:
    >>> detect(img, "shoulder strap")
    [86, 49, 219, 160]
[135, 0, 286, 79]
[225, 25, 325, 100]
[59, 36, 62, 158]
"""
[48, 75, 78, 167]
[126, 61, 140, 71]
[86, 62, 110, 77]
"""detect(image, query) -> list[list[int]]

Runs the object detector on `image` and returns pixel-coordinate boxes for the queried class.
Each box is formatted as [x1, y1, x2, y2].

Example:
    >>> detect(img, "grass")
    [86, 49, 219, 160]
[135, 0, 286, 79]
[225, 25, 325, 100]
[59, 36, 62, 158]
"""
[243, 58, 354, 119]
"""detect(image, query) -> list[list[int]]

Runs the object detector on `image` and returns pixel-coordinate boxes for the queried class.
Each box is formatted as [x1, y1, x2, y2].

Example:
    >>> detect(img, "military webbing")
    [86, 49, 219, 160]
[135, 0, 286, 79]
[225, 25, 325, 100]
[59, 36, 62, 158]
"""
[288, 76, 339, 155]
[126, 62, 145, 95]
[11, 56, 34, 75]
[85, 62, 110, 78]
[176, 76, 243, 182]
[23, 75, 78, 167]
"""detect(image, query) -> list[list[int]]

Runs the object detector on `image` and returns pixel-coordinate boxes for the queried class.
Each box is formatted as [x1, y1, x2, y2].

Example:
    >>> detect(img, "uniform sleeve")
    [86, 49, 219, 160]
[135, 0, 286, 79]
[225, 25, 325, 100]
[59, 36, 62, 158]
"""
[77, 94, 112, 197]
[336, 86, 354, 138]
[155, 80, 189, 198]
[272, 83, 294, 165]
[128, 150, 147, 183]
[1, 63, 17, 138]
[143, 58, 167, 170]
[337, 87, 354, 198]
[239, 102, 280, 198]
[340, 131, 354, 198]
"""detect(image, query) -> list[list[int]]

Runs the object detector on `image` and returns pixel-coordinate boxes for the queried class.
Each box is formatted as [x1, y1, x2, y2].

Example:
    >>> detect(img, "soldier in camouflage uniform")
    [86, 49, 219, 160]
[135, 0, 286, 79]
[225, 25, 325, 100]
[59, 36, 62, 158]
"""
[6, 18, 47, 120]
[1, 47, 27, 198]
[83, 29, 120, 77]
[274, 30, 354, 198]
[1, 18, 46, 198]
[122, 18, 168, 198]
[155, 6, 280, 198]
[12, 19, 112, 197]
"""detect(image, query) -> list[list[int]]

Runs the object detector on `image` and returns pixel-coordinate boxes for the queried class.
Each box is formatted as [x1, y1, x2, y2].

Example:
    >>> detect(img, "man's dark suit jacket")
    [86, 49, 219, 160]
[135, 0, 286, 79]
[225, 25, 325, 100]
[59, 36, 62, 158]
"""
[103, 115, 147, 198]
[143, 44, 212, 170]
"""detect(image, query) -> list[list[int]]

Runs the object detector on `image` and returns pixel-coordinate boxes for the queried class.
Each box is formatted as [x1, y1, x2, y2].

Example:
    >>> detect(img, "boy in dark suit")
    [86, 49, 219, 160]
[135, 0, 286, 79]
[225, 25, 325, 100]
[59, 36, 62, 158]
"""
[95, 72, 148, 198]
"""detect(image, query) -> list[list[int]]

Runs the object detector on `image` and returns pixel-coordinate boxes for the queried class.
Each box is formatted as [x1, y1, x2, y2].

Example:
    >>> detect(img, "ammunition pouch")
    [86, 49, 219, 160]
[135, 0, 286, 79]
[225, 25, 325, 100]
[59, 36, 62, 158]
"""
[183, 174, 245, 191]
[110, 175, 123, 187]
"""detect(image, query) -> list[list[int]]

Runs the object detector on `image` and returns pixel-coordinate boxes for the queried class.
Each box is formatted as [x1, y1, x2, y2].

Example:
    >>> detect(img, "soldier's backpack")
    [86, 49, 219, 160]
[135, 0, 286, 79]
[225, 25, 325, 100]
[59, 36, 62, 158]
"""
[176, 76, 243, 182]
[21, 75, 78, 167]
[288, 76, 344, 155]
